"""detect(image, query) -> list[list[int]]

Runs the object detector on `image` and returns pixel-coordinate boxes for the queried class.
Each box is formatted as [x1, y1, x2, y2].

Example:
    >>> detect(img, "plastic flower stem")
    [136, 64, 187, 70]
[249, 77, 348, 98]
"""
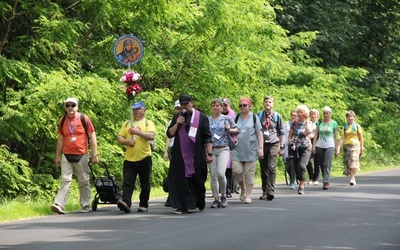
[130, 99, 135, 141]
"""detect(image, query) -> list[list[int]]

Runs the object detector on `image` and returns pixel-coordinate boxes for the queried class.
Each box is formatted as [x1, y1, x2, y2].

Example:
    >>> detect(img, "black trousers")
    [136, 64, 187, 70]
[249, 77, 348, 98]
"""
[121, 156, 152, 208]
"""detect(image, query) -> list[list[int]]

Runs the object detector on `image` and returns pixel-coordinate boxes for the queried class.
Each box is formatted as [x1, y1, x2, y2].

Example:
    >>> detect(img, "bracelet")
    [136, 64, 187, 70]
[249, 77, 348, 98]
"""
[92, 153, 98, 157]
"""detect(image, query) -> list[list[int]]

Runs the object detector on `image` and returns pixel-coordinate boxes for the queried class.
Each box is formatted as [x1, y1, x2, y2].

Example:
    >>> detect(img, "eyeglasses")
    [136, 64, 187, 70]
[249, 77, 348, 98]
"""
[239, 104, 248, 108]
[65, 104, 76, 108]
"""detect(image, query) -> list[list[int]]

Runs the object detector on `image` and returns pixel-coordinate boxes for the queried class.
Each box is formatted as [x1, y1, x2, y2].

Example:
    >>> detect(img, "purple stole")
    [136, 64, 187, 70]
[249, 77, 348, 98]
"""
[178, 109, 200, 177]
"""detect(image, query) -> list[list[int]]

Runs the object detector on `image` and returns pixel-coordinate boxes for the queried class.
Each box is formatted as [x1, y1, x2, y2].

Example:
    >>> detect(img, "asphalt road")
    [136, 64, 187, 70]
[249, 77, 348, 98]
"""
[1, 168, 399, 250]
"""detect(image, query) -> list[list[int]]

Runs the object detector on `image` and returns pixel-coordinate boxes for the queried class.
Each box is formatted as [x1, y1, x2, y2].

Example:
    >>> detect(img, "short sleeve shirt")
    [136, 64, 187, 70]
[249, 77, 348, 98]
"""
[119, 119, 156, 161]
[315, 120, 338, 148]
[232, 112, 262, 162]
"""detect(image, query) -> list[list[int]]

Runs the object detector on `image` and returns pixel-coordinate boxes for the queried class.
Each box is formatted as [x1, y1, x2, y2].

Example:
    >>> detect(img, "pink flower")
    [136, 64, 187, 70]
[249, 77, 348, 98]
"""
[120, 71, 141, 84]
[126, 83, 141, 96]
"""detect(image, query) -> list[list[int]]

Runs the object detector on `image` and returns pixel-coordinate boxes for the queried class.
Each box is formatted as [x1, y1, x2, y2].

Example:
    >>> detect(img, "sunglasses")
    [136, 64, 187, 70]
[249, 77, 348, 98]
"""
[239, 104, 248, 108]
[65, 104, 76, 108]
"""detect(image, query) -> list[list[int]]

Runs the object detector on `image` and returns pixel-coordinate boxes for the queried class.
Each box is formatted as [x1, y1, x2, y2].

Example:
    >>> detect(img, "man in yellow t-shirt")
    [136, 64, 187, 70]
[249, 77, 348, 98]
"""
[117, 101, 156, 213]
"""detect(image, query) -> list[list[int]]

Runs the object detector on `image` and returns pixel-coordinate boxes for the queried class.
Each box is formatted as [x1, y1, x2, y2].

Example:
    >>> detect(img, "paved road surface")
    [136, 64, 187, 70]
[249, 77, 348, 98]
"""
[1, 168, 399, 250]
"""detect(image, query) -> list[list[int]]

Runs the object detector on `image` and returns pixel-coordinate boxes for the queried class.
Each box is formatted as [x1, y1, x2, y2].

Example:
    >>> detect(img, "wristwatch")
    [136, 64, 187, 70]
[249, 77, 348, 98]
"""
[207, 152, 213, 157]
[92, 153, 98, 157]
[280, 146, 284, 150]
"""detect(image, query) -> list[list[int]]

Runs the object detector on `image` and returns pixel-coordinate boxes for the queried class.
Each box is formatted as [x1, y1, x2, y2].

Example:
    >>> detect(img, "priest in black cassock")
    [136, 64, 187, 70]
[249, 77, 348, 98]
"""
[165, 94, 213, 214]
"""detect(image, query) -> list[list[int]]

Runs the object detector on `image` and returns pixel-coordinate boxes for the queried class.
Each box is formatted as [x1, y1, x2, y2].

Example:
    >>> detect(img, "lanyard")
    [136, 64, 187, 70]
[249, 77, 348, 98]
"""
[67, 115, 79, 136]
[263, 112, 272, 130]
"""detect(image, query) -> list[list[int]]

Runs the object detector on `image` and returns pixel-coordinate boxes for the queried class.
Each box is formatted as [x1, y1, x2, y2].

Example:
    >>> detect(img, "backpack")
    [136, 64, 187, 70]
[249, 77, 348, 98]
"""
[59, 113, 89, 143]
[125, 119, 156, 152]
[257, 111, 279, 125]
[234, 113, 257, 128]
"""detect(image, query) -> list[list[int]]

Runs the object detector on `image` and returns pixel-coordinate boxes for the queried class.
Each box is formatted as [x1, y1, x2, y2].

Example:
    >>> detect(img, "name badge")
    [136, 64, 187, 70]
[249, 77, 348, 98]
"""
[213, 134, 221, 140]
[70, 137, 77, 142]
[189, 127, 198, 137]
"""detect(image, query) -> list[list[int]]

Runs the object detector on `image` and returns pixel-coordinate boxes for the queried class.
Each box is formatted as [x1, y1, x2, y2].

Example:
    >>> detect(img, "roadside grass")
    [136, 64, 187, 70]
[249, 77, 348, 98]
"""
[1, 160, 398, 223]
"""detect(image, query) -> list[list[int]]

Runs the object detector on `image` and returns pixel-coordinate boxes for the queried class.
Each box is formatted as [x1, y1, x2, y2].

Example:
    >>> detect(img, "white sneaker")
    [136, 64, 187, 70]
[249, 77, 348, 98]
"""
[307, 179, 313, 185]
[243, 197, 252, 204]
[79, 206, 90, 213]
[51, 204, 66, 214]
[314, 180, 319, 185]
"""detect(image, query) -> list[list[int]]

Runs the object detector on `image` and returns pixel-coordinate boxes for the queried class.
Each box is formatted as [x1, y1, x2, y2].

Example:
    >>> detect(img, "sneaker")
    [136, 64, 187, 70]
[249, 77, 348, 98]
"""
[221, 196, 228, 208]
[323, 183, 329, 190]
[350, 181, 356, 186]
[79, 206, 90, 213]
[298, 186, 305, 195]
[137, 207, 148, 212]
[266, 191, 274, 201]
[290, 183, 296, 189]
[50, 204, 66, 214]
[243, 197, 252, 204]
[210, 200, 221, 208]
[259, 193, 268, 200]
[117, 200, 131, 213]
[314, 180, 319, 185]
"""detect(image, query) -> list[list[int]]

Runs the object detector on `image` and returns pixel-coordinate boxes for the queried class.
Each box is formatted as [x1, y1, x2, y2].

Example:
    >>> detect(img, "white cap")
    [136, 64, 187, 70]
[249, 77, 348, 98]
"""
[323, 106, 332, 113]
[174, 100, 180, 108]
[64, 97, 78, 104]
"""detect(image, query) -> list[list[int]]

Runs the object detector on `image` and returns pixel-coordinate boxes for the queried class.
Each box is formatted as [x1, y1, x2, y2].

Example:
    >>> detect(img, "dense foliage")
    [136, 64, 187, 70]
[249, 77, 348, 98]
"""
[1, 0, 399, 201]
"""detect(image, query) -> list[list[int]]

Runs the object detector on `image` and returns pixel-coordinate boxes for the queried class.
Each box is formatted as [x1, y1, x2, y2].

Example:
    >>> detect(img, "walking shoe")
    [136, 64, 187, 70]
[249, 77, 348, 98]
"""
[210, 200, 221, 208]
[137, 207, 148, 212]
[221, 196, 228, 208]
[117, 200, 131, 213]
[323, 183, 329, 190]
[173, 209, 189, 214]
[266, 191, 274, 201]
[79, 206, 90, 213]
[298, 186, 305, 195]
[350, 181, 356, 186]
[290, 183, 296, 189]
[314, 180, 319, 185]
[199, 200, 206, 211]
[243, 197, 252, 204]
[50, 204, 66, 214]
[259, 193, 268, 200]
[239, 191, 246, 201]
[307, 179, 313, 185]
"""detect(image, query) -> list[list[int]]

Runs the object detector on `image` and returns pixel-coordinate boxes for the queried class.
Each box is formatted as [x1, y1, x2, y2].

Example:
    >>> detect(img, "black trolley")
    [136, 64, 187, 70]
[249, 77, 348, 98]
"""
[88, 162, 121, 211]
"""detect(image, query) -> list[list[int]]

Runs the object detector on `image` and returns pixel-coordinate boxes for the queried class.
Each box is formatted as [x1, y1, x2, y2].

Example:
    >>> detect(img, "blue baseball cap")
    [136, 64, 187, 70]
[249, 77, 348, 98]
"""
[131, 101, 145, 109]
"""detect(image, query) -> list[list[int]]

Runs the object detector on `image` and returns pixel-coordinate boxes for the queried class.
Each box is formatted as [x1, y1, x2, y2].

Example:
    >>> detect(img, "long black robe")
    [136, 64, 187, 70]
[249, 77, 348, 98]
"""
[165, 110, 212, 211]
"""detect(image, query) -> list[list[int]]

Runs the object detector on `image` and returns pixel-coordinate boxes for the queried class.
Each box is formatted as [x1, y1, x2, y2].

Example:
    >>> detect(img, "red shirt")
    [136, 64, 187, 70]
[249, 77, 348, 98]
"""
[57, 113, 95, 155]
